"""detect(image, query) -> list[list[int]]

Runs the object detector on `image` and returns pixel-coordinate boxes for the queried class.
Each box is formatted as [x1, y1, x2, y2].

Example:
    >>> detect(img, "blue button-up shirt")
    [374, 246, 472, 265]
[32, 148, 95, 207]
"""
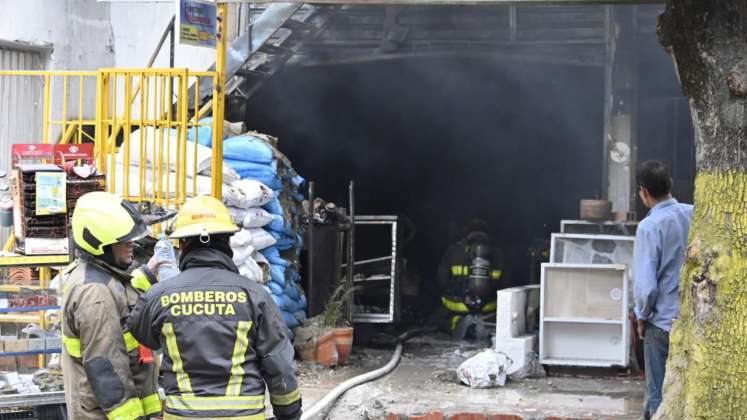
[634, 198, 693, 332]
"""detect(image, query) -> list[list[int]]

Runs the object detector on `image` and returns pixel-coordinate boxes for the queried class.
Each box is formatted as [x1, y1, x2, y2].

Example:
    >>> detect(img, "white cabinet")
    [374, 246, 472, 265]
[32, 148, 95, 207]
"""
[539, 263, 629, 367]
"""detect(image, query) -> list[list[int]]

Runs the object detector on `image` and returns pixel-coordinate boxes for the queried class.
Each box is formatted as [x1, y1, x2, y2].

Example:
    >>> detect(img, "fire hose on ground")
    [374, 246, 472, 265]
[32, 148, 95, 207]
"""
[299, 328, 432, 420]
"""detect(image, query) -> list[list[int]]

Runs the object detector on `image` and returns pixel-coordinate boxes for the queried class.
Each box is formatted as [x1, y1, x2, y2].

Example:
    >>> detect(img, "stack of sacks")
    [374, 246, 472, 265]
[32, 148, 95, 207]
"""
[217, 132, 308, 338]
[112, 126, 240, 200]
[223, 180, 275, 282]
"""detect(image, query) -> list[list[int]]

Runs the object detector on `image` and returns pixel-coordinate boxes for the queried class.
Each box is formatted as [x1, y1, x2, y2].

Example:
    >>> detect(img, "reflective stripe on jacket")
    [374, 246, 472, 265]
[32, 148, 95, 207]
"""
[128, 247, 302, 420]
[61, 256, 160, 420]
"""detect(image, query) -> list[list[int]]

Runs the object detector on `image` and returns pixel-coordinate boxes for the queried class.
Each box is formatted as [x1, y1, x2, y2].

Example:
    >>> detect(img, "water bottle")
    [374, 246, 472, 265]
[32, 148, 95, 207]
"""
[154, 233, 179, 281]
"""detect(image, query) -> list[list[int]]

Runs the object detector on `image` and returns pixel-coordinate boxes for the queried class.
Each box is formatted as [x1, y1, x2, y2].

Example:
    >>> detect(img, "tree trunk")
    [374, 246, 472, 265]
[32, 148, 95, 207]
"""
[655, 2, 747, 418]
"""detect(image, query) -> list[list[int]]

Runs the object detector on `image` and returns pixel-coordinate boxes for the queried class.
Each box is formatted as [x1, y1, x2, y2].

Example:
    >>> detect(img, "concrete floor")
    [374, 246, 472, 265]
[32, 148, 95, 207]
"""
[296, 333, 644, 420]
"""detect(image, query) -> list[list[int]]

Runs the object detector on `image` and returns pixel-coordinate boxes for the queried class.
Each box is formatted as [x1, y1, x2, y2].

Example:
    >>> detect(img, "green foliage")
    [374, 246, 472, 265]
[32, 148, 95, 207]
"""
[322, 280, 358, 328]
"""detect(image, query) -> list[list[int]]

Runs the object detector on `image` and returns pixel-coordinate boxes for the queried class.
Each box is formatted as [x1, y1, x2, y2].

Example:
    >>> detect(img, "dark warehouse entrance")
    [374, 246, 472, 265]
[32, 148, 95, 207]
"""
[245, 58, 605, 311]
[242, 5, 695, 317]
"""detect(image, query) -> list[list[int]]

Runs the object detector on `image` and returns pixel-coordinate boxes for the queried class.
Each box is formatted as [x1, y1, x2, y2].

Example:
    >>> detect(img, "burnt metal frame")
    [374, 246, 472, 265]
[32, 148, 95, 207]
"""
[348, 215, 401, 324]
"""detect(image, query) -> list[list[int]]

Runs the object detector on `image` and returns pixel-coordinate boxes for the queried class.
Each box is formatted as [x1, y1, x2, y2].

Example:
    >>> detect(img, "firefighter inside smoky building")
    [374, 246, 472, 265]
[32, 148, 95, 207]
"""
[438, 219, 504, 340]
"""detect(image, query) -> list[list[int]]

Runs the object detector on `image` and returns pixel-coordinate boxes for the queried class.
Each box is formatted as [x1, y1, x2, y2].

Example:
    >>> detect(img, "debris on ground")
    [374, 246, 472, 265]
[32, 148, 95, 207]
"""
[456, 348, 510, 388]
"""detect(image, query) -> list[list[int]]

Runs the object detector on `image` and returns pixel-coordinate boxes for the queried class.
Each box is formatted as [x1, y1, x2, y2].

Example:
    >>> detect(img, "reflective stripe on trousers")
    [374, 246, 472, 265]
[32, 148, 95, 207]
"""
[165, 394, 264, 411]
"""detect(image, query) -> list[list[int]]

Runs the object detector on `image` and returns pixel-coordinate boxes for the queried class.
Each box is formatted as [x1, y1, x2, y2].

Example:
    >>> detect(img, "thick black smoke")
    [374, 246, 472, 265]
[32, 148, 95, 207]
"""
[246, 57, 603, 287]
[243, 32, 694, 312]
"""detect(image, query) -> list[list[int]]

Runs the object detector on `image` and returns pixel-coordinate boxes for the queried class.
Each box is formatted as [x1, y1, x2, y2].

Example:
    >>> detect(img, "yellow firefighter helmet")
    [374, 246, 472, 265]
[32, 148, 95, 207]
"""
[169, 195, 239, 240]
[72, 192, 147, 256]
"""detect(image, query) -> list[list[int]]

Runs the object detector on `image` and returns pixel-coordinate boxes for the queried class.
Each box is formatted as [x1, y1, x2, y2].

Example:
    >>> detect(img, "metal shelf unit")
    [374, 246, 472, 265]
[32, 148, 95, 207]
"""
[539, 263, 629, 368]
[351, 216, 400, 324]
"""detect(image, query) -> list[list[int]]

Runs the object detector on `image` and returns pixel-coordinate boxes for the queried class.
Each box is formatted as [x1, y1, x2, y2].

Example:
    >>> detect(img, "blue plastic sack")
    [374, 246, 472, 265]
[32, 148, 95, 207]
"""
[187, 118, 214, 147]
[293, 310, 307, 324]
[296, 232, 304, 249]
[223, 135, 274, 164]
[282, 311, 300, 329]
[297, 294, 307, 310]
[267, 214, 290, 233]
[284, 282, 300, 301]
[270, 264, 286, 286]
[292, 174, 305, 188]
[263, 198, 283, 216]
[271, 293, 284, 308]
[226, 160, 281, 189]
[260, 247, 288, 267]
[269, 281, 284, 296]
[275, 235, 295, 251]
[226, 159, 277, 174]
[287, 268, 301, 283]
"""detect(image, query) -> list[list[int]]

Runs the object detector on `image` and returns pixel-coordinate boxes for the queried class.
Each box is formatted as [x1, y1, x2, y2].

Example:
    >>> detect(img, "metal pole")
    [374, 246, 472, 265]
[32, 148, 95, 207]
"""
[169, 17, 175, 69]
[347, 181, 355, 324]
[212, 2, 228, 198]
[307, 181, 315, 314]
[146, 15, 176, 69]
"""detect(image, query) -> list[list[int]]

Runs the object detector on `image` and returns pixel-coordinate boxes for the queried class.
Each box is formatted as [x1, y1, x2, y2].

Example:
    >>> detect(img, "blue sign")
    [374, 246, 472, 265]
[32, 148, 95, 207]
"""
[177, 0, 217, 48]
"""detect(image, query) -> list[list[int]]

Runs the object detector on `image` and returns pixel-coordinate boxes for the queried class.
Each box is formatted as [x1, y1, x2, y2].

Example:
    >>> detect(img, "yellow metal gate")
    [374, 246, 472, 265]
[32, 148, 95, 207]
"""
[0, 68, 223, 209]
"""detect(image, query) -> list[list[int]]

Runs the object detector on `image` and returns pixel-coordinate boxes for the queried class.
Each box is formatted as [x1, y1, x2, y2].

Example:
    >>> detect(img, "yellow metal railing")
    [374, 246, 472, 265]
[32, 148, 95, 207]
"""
[0, 68, 223, 209]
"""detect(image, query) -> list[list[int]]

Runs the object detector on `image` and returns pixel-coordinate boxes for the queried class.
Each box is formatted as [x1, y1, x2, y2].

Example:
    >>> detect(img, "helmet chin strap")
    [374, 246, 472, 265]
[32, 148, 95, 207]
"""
[101, 245, 131, 271]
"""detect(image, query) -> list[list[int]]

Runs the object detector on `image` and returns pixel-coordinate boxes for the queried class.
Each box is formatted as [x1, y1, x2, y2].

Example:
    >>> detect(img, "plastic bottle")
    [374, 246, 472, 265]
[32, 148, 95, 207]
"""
[154, 233, 179, 281]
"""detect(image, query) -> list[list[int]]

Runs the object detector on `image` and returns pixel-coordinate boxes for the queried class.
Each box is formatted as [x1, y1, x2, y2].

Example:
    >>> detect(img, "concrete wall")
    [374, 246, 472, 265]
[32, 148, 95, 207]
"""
[110, 2, 245, 70]
[0, 0, 244, 71]
[0, 0, 115, 71]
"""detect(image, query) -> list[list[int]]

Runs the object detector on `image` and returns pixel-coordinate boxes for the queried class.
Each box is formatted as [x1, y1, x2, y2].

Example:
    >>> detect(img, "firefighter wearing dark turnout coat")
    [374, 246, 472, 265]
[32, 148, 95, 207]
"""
[128, 195, 302, 420]
[438, 220, 504, 336]
[62, 192, 161, 420]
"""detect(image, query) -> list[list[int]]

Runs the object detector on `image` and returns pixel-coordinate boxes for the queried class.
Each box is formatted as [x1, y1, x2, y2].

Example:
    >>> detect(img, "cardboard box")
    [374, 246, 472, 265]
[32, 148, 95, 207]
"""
[45, 336, 61, 351]
[22, 237, 69, 255]
[3, 339, 29, 353]
[27, 338, 45, 352]
[0, 336, 16, 353]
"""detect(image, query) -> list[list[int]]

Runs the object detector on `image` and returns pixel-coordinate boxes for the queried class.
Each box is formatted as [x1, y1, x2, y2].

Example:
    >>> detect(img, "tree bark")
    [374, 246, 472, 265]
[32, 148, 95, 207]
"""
[656, 1, 747, 419]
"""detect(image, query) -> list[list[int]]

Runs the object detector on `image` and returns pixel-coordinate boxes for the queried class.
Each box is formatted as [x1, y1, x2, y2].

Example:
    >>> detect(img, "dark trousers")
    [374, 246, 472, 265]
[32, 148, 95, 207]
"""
[644, 323, 670, 419]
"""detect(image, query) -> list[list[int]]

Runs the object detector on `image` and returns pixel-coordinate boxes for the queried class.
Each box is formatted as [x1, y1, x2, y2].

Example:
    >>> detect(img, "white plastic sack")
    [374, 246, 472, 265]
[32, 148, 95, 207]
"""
[114, 127, 239, 182]
[457, 349, 510, 388]
[251, 251, 271, 283]
[252, 251, 269, 266]
[242, 208, 273, 228]
[223, 179, 274, 209]
[232, 244, 255, 266]
[246, 228, 277, 251]
[230, 229, 253, 248]
[229, 228, 277, 251]
[112, 163, 229, 200]
[238, 258, 264, 283]
[228, 206, 249, 227]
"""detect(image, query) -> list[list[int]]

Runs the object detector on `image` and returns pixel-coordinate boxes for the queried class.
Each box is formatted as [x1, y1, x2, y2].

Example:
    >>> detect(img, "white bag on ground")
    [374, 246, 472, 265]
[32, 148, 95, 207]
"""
[457, 349, 510, 388]
[242, 208, 274, 228]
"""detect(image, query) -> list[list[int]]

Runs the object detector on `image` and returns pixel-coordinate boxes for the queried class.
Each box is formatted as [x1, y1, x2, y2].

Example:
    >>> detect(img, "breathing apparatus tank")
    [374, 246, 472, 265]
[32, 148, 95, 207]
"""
[464, 239, 496, 312]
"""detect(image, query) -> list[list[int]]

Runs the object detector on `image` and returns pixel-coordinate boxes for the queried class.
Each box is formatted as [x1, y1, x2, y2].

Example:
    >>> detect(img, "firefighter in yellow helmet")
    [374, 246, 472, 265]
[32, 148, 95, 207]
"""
[128, 195, 302, 420]
[61, 191, 163, 420]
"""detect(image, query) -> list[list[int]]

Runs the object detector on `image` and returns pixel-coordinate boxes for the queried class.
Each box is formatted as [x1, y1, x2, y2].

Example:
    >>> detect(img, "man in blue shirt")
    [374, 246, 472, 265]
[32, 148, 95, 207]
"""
[634, 160, 693, 419]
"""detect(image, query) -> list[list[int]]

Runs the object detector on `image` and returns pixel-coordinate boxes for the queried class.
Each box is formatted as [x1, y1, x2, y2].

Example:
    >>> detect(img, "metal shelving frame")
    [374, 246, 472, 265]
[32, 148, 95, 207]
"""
[350, 215, 400, 324]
